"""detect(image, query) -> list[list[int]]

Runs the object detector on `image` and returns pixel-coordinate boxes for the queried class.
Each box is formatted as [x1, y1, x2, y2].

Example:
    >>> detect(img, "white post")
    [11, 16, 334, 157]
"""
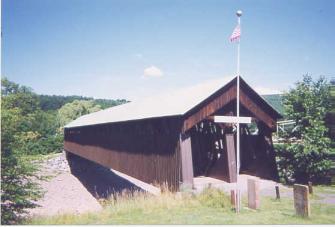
[236, 15, 240, 173]
[237, 16, 241, 76]
[236, 10, 242, 213]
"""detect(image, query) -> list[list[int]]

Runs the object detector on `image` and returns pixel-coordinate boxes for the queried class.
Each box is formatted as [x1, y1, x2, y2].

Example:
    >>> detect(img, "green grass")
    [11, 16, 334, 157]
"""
[312, 185, 335, 194]
[25, 186, 335, 225]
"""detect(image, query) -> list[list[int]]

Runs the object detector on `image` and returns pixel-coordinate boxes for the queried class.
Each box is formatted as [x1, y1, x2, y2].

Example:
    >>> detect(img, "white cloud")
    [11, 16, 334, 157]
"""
[143, 65, 163, 78]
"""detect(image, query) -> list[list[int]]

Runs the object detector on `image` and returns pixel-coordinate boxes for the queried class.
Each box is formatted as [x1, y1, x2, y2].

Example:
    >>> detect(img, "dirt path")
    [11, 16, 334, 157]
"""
[194, 175, 335, 205]
[193, 175, 292, 198]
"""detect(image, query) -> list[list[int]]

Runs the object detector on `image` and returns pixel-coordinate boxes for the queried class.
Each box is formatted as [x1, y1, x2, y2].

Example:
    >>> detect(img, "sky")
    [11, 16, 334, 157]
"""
[2, 0, 335, 101]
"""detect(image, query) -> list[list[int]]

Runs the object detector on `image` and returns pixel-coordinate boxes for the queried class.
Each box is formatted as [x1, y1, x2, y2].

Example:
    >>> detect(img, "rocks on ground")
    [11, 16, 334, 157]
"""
[28, 152, 102, 217]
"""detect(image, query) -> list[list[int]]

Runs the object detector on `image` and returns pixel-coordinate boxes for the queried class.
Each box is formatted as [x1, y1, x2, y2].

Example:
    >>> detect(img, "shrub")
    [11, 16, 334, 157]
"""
[275, 143, 332, 184]
[197, 187, 231, 210]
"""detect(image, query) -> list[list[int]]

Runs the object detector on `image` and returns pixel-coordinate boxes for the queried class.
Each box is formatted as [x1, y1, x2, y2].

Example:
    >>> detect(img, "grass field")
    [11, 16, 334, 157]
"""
[26, 186, 335, 225]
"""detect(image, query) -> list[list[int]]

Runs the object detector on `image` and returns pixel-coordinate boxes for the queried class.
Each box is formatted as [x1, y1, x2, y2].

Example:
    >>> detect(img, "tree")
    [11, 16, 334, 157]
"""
[1, 149, 41, 224]
[1, 77, 125, 223]
[1, 78, 42, 224]
[57, 100, 101, 127]
[326, 78, 335, 141]
[38, 94, 128, 111]
[1, 78, 63, 156]
[276, 75, 333, 184]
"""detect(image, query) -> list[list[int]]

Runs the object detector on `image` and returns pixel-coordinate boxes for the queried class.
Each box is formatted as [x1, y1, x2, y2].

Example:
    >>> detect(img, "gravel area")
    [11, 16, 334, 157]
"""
[28, 152, 102, 217]
[43, 153, 71, 173]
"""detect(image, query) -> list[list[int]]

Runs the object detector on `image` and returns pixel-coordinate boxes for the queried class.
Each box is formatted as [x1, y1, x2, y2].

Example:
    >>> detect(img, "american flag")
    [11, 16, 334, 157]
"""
[230, 24, 241, 42]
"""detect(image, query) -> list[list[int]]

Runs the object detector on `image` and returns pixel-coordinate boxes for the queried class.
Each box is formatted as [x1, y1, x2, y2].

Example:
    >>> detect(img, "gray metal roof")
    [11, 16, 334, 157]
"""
[65, 76, 283, 128]
[65, 76, 235, 128]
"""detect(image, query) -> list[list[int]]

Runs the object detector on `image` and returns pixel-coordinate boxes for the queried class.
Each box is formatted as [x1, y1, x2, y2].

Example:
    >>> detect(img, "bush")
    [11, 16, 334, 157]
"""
[275, 143, 332, 184]
[197, 187, 231, 210]
[16, 134, 63, 155]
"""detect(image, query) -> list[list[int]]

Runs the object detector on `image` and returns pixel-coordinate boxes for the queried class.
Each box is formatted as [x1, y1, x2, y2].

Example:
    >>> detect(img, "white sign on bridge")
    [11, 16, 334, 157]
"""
[214, 116, 252, 124]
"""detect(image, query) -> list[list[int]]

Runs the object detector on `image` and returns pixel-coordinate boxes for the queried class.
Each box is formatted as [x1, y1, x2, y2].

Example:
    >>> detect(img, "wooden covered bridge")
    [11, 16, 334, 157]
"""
[64, 76, 282, 191]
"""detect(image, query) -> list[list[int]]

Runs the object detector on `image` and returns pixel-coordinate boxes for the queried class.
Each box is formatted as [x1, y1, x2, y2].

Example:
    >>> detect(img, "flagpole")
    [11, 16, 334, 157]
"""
[236, 9, 242, 213]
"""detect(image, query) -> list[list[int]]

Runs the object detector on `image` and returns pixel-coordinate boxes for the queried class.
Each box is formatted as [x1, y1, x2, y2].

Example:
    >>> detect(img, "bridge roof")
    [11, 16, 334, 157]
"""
[65, 76, 281, 128]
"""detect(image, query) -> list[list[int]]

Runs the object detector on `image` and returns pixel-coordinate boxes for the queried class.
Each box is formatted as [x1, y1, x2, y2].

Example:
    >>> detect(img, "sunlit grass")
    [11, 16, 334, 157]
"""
[25, 186, 335, 225]
[312, 184, 335, 194]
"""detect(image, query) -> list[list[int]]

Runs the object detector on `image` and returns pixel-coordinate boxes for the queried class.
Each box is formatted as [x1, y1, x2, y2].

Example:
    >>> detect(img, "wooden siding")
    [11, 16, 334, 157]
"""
[64, 117, 183, 191]
[182, 85, 236, 133]
[182, 77, 279, 133]
[64, 76, 281, 191]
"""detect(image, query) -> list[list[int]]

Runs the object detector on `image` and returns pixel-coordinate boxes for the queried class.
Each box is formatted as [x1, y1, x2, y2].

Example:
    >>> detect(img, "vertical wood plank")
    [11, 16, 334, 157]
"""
[64, 117, 183, 192]
[225, 134, 237, 183]
[180, 134, 194, 189]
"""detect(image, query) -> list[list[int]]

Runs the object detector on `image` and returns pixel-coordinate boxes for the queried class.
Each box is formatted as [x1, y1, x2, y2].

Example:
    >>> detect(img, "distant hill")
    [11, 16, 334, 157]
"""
[38, 94, 128, 111]
[261, 94, 284, 116]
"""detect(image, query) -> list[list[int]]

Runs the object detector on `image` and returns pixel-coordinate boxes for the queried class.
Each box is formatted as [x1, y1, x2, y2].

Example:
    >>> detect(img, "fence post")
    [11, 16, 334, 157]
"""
[308, 181, 313, 194]
[247, 178, 260, 209]
[275, 185, 280, 200]
[231, 190, 236, 210]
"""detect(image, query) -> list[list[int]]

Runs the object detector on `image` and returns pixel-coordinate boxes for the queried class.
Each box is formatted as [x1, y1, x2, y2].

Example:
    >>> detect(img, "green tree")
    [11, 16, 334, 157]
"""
[1, 78, 63, 156]
[326, 78, 335, 141]
[1, 149, 41, 224]
[1, 77, 125, 223]
[38, 94, 128, 111]
[57, 100, 101, 127]
[1, 78, 40, 115]
[1, 78, 42, 224]
[276, 75, 333, 184]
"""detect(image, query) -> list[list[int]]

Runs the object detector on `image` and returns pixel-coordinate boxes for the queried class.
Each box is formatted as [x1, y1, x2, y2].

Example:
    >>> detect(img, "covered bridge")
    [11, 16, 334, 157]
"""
[64, 76, 282, 191]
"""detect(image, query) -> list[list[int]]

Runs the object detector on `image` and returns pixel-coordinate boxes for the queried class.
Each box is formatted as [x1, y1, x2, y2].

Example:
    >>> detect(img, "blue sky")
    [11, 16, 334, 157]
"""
[2, 0, 335, 100]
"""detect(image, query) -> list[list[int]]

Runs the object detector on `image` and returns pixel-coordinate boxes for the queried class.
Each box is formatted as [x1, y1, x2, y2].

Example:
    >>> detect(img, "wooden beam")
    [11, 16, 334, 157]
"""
[214, 116, 252, 124]
[179, 134, 194, 189]
[182, 80, 276, 133]
[182, 84, 277, 133]
[240, 89, 276, 130]
[226, 134, 237, 183]
[182, 86, 236, 133]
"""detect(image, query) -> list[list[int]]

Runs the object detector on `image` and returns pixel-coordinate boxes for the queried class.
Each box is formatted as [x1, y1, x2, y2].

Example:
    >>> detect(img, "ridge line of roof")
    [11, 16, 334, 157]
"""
[65, 75, 281, 128]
